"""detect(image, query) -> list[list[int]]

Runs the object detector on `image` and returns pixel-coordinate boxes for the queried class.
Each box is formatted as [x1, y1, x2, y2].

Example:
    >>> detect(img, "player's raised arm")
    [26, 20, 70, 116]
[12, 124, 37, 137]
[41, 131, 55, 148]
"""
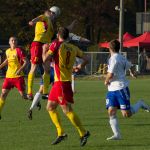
[28, 15, 44, 26]
[0, 59, 8, 69]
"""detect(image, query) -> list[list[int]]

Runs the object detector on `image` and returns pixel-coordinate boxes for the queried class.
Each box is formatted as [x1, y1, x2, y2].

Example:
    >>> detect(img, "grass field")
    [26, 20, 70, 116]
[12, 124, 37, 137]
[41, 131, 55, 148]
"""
[0, 78, 150, 150]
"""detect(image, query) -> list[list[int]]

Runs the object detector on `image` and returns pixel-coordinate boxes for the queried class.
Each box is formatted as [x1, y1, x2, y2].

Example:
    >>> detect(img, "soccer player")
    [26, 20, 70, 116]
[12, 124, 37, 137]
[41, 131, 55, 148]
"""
[27, 32, 91, 119]
[105, 39, 150, 140]
[0, 37, 27, 119]
[27, 6, 60, 100]
[42, 27, 90, 146]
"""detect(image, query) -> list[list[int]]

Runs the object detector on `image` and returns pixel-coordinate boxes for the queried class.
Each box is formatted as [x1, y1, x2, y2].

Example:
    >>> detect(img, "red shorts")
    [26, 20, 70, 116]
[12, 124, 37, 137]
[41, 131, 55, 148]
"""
[30, 41, 44, 64]
[48, 81, 74, 105]
[2, 77, 25, 92]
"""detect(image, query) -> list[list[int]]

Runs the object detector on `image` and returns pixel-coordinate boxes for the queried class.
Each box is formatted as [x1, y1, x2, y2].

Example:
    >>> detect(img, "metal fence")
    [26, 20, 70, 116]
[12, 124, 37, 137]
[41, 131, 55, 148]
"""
[84, 52, 109, 75]
[84, 52, 127, 75]
[84, 50, 150, 75]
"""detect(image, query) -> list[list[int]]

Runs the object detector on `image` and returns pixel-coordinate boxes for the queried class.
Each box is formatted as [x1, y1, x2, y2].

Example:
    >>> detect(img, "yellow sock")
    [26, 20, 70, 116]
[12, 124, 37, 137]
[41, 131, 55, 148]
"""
[43, 72, 50, 94]
[27, 73, 34, 94]
[0, 98, 5, 114]
[66, 111, 86, 137]
[48, 110, 64, 136]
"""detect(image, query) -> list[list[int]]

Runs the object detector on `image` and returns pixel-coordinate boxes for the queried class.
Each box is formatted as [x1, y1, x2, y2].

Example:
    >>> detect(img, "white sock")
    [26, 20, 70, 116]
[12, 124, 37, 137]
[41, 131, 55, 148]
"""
[109, 115, 120, 137]
[130, 100, 144, 114]
[30, 92, 41, 110]
[71, 74, 75, 92]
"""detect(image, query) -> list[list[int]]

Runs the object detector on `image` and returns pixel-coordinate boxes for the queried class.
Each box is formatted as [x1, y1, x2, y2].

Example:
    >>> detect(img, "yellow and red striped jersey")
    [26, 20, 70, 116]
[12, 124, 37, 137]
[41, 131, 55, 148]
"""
[5, 48, 25, 78]
[48, 40, 83, 82]
[33, 15, 54, 43]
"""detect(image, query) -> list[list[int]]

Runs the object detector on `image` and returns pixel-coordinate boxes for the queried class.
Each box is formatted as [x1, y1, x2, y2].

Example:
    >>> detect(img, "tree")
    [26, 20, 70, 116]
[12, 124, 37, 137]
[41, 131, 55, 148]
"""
[0, 0, 147, 46]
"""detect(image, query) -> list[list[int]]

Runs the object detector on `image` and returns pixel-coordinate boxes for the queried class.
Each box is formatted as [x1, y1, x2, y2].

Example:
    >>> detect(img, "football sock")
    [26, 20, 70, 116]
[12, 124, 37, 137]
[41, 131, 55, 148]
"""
[0, 98, 5, 114]
[43, 72, 50, 94]
[48, 110, 64, 136]
[30, 92, 41, 110]
[66, 111, 86, 137]
[27, 73, 34, 94]
[109, 115, 120, 137]
[131, 100, 144, 114]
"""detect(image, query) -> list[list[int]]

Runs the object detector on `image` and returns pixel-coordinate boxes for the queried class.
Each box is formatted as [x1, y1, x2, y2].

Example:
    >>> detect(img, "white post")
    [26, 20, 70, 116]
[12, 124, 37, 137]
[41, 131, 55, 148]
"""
[71, 74, 75, 93]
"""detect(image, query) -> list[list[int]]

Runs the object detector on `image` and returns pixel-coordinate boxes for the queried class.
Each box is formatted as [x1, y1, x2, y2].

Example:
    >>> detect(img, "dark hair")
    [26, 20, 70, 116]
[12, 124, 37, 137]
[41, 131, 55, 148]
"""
[58, 27, 69, 40]
[9, 36, 17, 42]
[109, 39, 120, 53]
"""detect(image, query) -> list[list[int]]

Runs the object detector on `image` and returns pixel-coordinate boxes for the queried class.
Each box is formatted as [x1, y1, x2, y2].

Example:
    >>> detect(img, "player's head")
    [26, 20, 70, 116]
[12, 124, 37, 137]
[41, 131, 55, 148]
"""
[57, 27, 69, 40]
[9, 36, 17, 48]
[109, 39, 120, 53]
[47, 6, 60, 19]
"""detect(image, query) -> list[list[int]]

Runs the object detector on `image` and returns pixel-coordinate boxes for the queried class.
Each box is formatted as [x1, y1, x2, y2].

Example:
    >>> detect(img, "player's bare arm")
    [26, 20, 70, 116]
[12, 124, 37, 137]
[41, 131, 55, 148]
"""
[29, 16, 43, 26]
[0, 59, 8, 69]
[75, 55, 89, 72]
[15, 58, 27, 75]
[129, 67, 137, 78]
[104, 72, 113, 86]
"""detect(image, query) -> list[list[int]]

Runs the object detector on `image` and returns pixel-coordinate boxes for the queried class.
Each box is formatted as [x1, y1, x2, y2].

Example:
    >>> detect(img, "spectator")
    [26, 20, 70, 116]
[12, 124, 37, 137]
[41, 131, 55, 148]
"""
[139, 49, 147, 74]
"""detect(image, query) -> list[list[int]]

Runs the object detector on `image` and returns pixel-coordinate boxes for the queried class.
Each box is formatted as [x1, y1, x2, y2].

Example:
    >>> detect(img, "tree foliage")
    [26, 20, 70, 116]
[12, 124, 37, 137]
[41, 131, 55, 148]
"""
[0, 0, 148, 45]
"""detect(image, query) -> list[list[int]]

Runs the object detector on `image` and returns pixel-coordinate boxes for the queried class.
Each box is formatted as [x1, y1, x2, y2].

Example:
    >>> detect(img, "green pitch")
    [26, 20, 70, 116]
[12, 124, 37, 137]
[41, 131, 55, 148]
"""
[0, 78, 150, 150]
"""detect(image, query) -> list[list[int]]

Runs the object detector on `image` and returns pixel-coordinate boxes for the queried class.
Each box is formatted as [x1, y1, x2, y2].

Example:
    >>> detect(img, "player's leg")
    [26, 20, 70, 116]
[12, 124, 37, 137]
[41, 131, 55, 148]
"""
[14, 77, 27, 100]
[107, 107, 121, 140]
[27, 85, 43, 120]
[130, 100, 150, 113]
[27, 63, 37, 100]
[29, 76, 44, 111]
[42, 60, 50, 95]
[42, 66, 54, 99]
[60, 103, 90, 146]
[0, 89, 10, 119]
[121, 100, 150, 117]
[106, 91, 121, 140]
[47, 100, 66, 145]
[42, 44, 50, 96]
[28, 66, 54, 119]
[47, 82, 66, 145]
[15, 76, 41, 120]
[119, 87, 150, 116]
[0, 78, 12, 119]
[27, 42, 43, 100]
[30, 85, 43, 110]
[60, 82, 90, 146]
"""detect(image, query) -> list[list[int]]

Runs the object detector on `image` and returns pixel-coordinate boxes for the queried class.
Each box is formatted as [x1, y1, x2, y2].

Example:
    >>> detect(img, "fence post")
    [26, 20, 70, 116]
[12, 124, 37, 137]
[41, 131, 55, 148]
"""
[91, 53, 93, 75]
[137, 45, 140, 72]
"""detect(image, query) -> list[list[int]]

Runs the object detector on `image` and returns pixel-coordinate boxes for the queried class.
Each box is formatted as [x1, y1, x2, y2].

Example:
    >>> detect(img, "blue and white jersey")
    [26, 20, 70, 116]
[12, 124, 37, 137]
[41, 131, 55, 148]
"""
[107, 53, 132, 91]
